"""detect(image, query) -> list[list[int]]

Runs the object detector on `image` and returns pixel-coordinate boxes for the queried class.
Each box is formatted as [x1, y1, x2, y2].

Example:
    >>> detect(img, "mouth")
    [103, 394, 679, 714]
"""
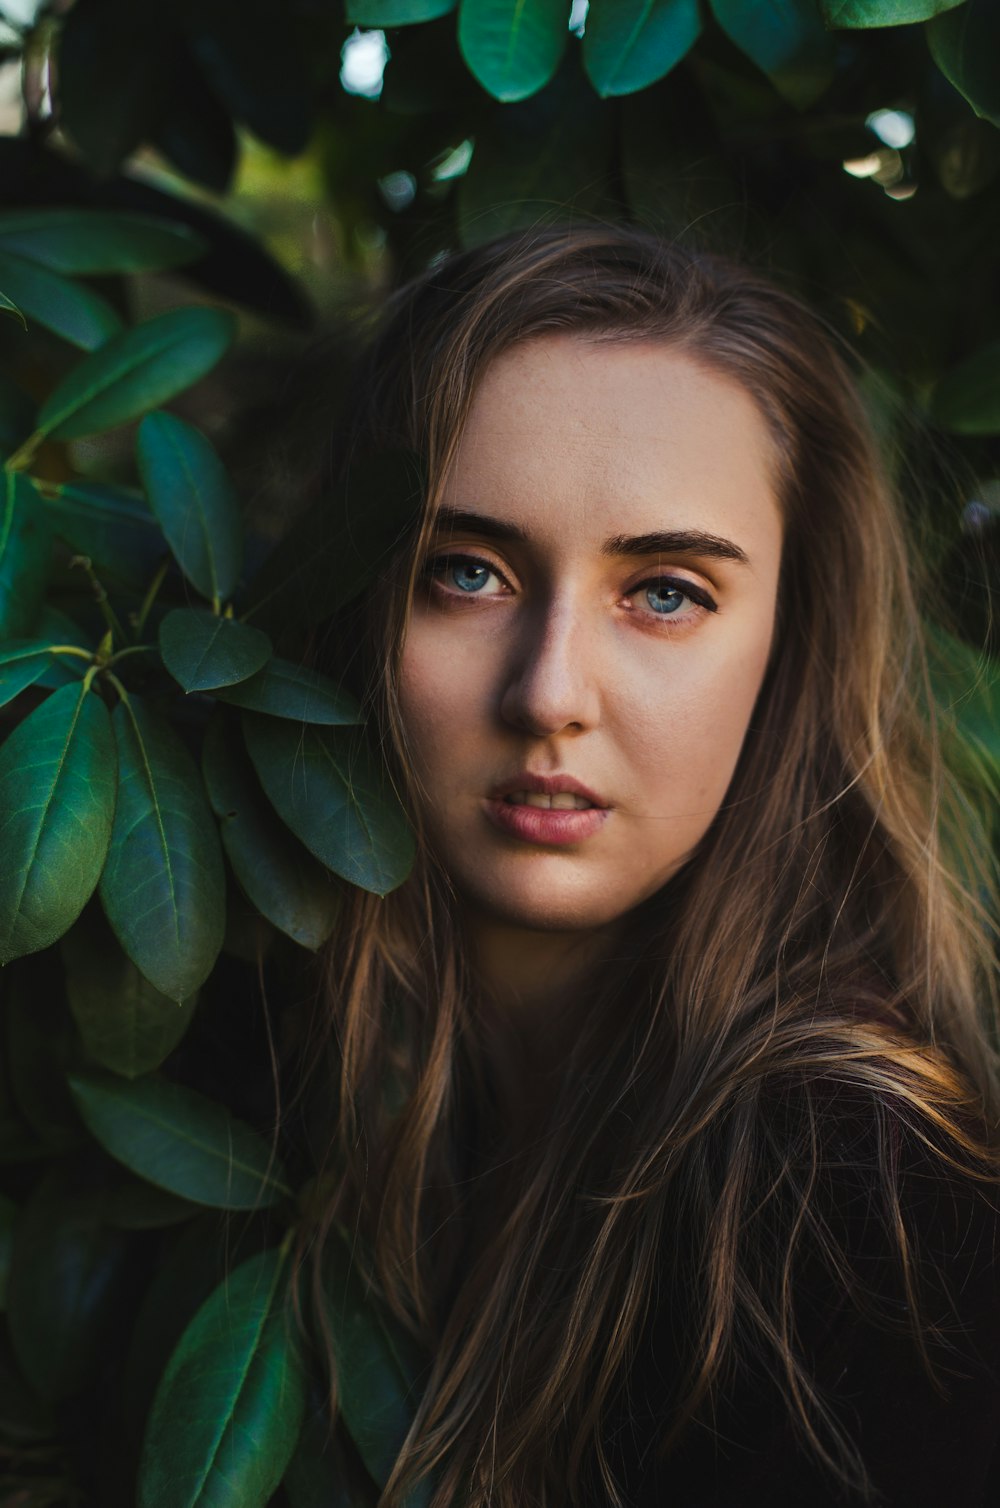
[483, 776, 609, 847]
[501, 791, 595, 811]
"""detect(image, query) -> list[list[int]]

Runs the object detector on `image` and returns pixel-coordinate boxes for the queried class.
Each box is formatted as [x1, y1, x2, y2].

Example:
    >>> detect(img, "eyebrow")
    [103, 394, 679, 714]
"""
[432, 507, 750, 565]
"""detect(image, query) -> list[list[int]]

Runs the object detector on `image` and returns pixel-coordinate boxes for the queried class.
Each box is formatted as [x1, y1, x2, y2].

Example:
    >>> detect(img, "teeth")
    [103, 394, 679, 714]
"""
[505, 791, 593, 810]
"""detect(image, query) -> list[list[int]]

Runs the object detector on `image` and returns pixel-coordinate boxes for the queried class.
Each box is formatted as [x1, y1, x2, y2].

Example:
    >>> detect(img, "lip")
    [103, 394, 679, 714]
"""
[488, 772, 608, 807]
[483, 772, 609, 848]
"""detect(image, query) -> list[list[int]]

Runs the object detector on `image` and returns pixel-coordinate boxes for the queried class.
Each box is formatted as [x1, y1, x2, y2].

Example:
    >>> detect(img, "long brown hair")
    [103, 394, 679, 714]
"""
[295, 224, 999, 1507]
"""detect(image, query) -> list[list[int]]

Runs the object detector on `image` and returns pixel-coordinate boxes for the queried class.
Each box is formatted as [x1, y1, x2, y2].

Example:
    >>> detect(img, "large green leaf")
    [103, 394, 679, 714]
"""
[137, 410, 243, 603]
[215, 657, 362, 725]
[323, 1228, 428, 1493]
[99, 695, 225, 1000]
[458, 0, 569, 102]
[0, 639, 62, 708]
[243, 715, 415, 897]
[29, 476, 165, 590]
[819, 0, 963, 22]
[347, 0, 454, 20]
[930, 341, 1000, 434]
[203, 716, 341, 950]
[139, 1246, 306, 1508]
[709, 0, 836, 107]
[36, 307, 236, 443]
[0, 682, 116, 963]
[66, 1069, 293, 1208]
[6, 1165, 134, 1400]
[0, 210, 207, 274]
[927, 0, 1000, 130]
[583, 0, 700, 97]
[160, 607, 271, 692]
[0, 247, 123, 352]
[62, 917, 197, 1080]
[0, 1192, 14, 1310]
[0, 470, 51, 638]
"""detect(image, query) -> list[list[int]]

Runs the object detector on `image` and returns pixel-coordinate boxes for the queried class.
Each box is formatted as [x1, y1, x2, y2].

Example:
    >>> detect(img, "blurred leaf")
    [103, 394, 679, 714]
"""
[709, 0, 835, 108]
[0, 1192, 15, 1308]
[203, 715, 341, 950]
[7, 1164, 134, 1399]
[0, 209, 207, 274]
[215, 657, 362, 725]
[102, 1174, 201, 1229]
[0, 681, 116, 964]
[0, 469, 51, 637]
[348, 0, 455, 20]
[323, 1228, 428, 1493]
[458, 0, 568, 102]
[137, 409, 243, 603]
[29, 474, 166, 591]
[244, 715, 415, 897]
[62, 915, 197, 1079]
[152, 42, 239, 194]
[0, 638, 60, 708]
[37, 306, 236, 443]
[927, 0, 1000, 130]
[0, 287, 25, 327]
[283, 1406, 364, 1508]
[820, 0, 964, 21]
[930, 340, 1000, 434]
[182, 0, 313, 156]
[0, 373, 36, 450]
[160, 607, 271, 692]
[139, 1246, 306, 1508]
[99, 695, 225, 1000]
[0, 247, 123, 350]
[583, 0, 700, 97]
[67, 1068, 292, 1208]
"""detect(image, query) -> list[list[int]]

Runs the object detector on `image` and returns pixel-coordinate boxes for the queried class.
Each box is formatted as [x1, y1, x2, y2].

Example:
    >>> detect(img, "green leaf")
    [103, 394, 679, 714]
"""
[0, 682, 116, 963]
[708, 0, 836, 107]
[0, 288, 26, 329]
[0, 248, 124, 352]
[36, 306, 236, 444]
[203, 716, 341, 950]
[0, 1192, 15, 1309]
[0, 470, 52, 638]
[62, 916, 197, 1080]
[99, 695, 225, 1000]
[583, 0, 700, 97]
[323, 1229, 428, 1492]
[29, 476, 165, 591]
[215, 657, 362, 725]
[66, 1069, 293, 1208]
[137, 410, 243, 602]
[160, 607, 271, 692]
[244, 715, 415, 897]
[283, 1406, 362, 1508]
[102, 1174, 200, 1230]
[0, 210, 207, 275]
[6, 1165, 134, 1399]
[458, 0, 569, 102]
[930, 341, 1000, 434]
[0, 639, 58, 708]
[31, 607, 94, 689]
[139, 1246, 306, 1508]
[927, 0, 1000, 130]
[347, 0, 454, 20]
[819, 0, 963, 22]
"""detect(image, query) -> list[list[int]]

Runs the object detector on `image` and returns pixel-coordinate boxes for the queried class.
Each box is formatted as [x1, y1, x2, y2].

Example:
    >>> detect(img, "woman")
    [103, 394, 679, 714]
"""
[298, 224, 1000, 1506]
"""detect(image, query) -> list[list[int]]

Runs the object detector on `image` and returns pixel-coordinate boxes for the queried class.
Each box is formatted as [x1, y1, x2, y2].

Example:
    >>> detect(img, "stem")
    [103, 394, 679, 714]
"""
[4, 431, 43, 474]
[103, 671, 130, 706]
[45, 645, 93, 661]
[70, 556, 126, 644]
[132, 558, 169, 639]
[104, 644, 155, 669]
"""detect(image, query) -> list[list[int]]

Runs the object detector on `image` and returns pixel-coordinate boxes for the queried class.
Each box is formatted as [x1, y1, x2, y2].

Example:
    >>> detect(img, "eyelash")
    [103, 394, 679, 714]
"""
[422, 552, 718, 622]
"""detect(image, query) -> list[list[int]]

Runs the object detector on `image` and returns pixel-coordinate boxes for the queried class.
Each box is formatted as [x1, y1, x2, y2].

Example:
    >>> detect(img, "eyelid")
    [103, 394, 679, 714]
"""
[628, 571, 718, 613]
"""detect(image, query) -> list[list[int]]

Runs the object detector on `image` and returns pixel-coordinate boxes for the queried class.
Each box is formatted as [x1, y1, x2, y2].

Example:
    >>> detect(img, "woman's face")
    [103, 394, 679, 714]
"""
[397, 335, 784, 938]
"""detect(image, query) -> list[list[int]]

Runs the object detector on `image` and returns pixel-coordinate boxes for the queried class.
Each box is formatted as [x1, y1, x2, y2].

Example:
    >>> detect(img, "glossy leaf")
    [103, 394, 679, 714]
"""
[0, 470, 52, 638]
[0, 247, 123, 351]
[0, 682, 116, 964]
[927, 0, 1000, 130]
[7, 1165, 133, 1399]
[215, 657, 361, 725]
[36, 307, 236, 443]
[323, 1228, 428, 1492]
[67, 1069, 293, 1208]
[0, 1192, 14, 1309]
[62, 918, 197, 1080]
[203, 716, 341, 950]
[0, 209, 206, 274]
[99, 695, 225, 1000]
[160, 607, 271, 692]
[458, 0, 569, 102]
[930, 341, 1000, 435]
[0, 639, 60, 708]
[820, 0, 963, 20]
[709, 0, 835, 107]
[139, 1246, 306, 1508]
[0, 288, 25, 328]
[583, 0, 700, 97]
[29, 476, 165, 590]
[244, 715, 415, 897]
[137, 410, 243, 602]
[348, 0, 455, 20]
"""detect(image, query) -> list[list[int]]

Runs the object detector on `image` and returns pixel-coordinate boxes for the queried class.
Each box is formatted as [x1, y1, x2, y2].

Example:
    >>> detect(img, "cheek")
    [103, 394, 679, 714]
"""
[397, 624, 488, 787]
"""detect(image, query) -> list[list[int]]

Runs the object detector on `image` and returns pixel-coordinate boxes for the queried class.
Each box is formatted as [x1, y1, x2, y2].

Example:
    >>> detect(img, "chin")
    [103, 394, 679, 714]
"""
[456, 872, 647, 935]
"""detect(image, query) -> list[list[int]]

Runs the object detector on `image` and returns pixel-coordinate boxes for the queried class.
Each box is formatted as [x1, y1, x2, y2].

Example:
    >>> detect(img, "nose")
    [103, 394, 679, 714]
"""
[499, 593, 600, 737]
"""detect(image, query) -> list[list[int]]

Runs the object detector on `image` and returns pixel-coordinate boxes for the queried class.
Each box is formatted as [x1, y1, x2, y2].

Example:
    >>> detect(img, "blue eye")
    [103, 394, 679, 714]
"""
[450, 559, 492, 592]
[645, 583, 687, 615]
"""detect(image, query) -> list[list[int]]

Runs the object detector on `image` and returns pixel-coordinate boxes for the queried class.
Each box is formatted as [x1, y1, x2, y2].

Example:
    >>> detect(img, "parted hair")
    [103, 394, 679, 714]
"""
[293, 224, 1000, 1507]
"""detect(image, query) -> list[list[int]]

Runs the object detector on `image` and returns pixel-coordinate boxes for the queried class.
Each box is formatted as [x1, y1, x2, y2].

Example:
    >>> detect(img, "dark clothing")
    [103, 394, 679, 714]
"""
[605, 1120, 1000, 1506]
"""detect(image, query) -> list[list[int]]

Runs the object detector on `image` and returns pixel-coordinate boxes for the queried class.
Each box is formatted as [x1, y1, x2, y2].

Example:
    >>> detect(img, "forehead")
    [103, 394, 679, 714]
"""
[439, 334, 783, 552]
